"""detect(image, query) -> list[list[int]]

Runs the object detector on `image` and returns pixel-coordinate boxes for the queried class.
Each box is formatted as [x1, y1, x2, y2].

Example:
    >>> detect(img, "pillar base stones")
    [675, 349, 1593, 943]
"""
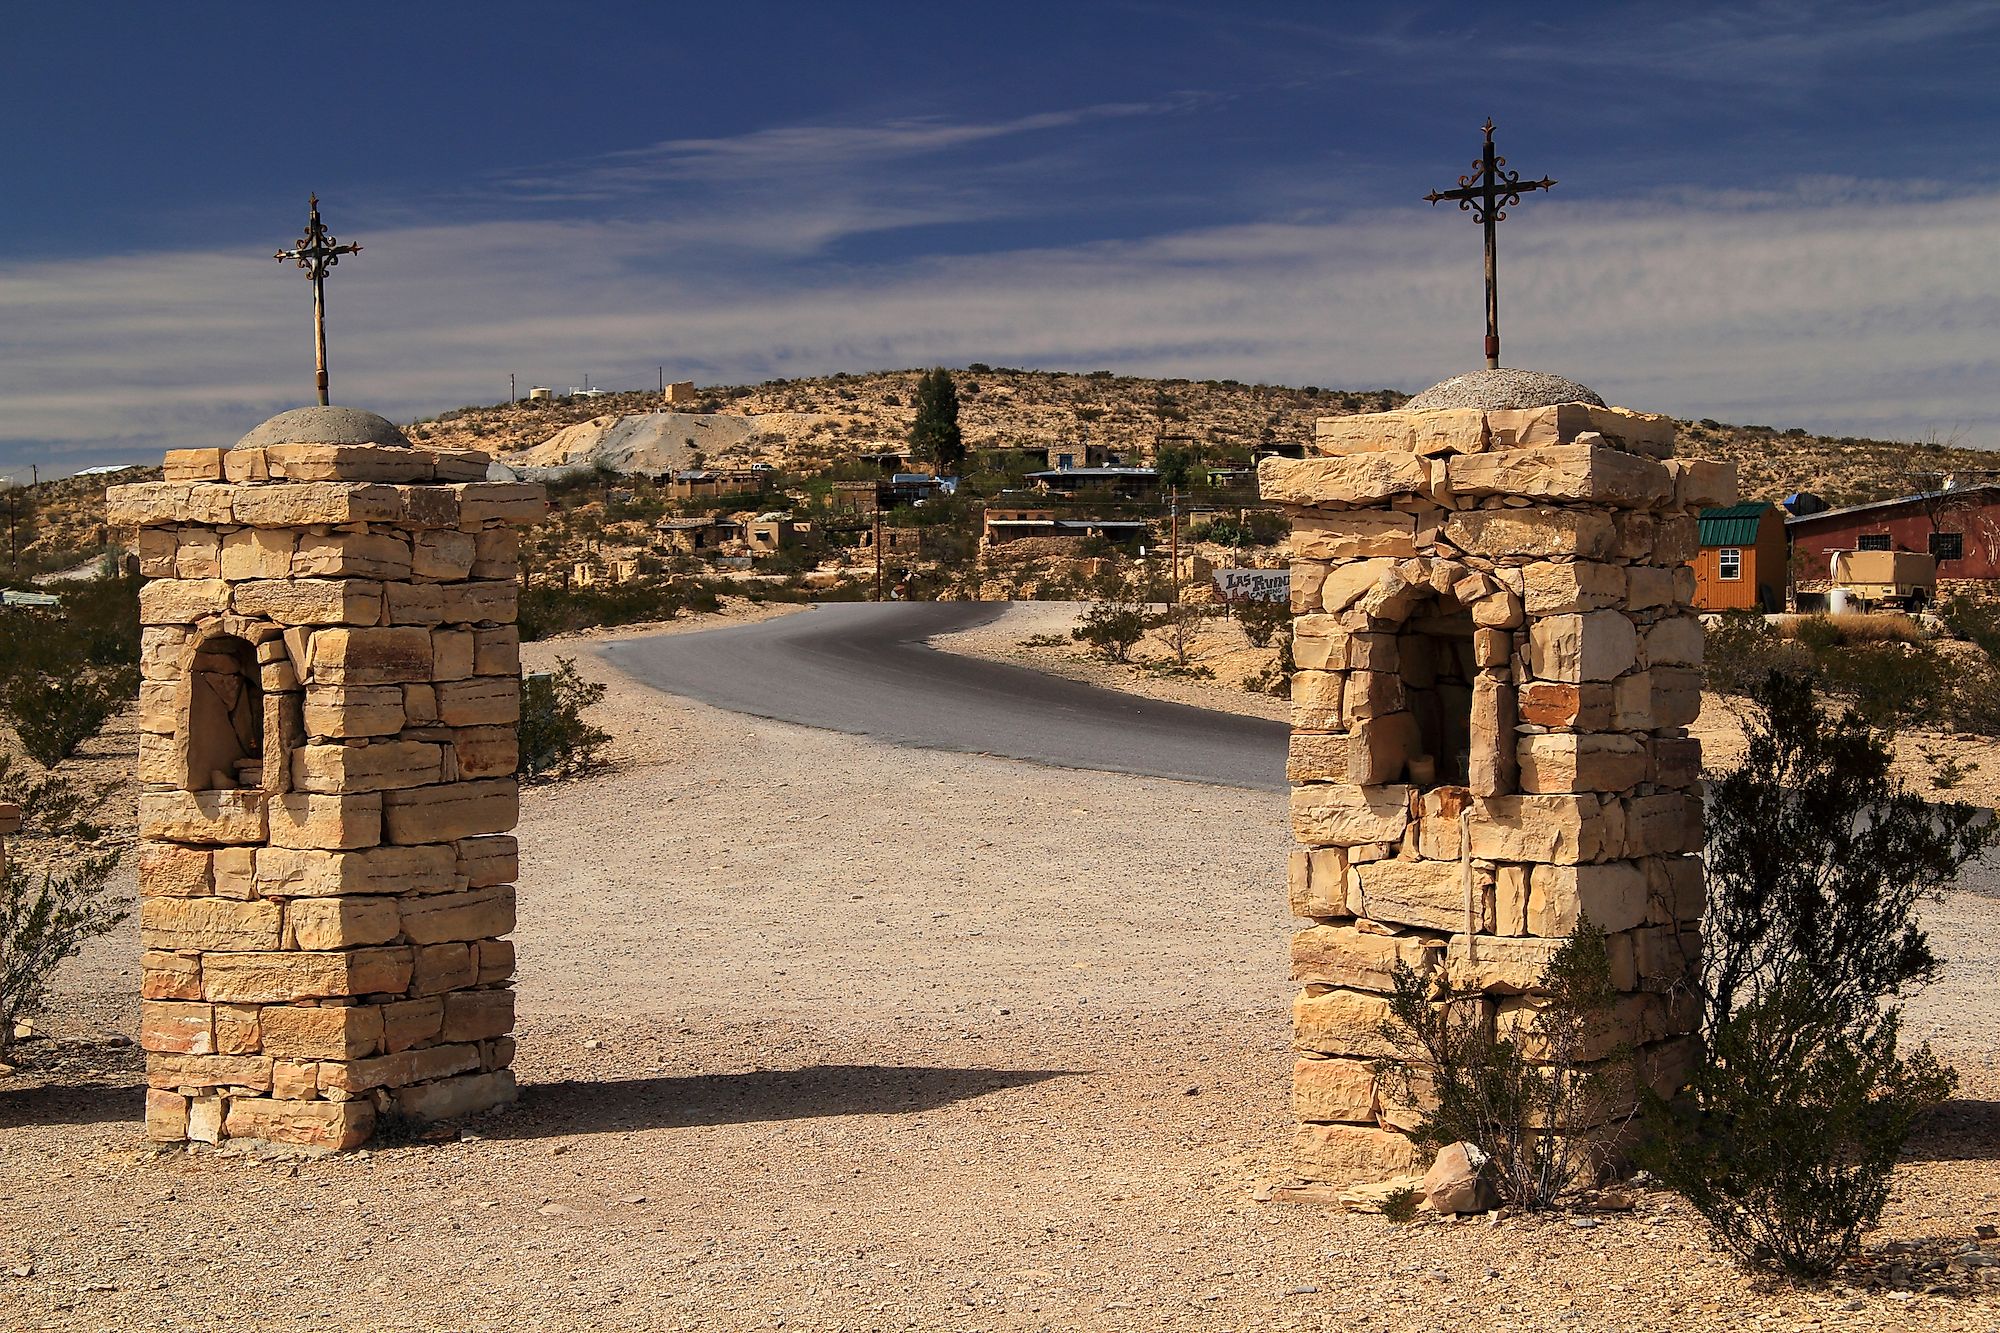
[1269, 380, 1728, 1186]
[111, 407, 544, 1151]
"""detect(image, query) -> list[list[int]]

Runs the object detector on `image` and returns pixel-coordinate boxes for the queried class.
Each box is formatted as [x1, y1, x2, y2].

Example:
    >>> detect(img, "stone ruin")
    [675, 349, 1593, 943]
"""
[1259, 376, 1736, 1184]
[105, 407, 545, 1150]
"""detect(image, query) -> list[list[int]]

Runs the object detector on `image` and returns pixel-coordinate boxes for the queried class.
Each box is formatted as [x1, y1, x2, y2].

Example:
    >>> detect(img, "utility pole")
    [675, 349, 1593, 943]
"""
[1168, 484, 1180, 606]
[509, 372, 516, 404]
[658, 366, 665, 393]
[874, 510, 885, 602]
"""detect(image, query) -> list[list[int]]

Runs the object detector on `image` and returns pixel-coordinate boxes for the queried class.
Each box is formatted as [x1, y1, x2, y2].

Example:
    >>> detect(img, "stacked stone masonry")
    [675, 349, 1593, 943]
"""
[107, 439, 544, 1151]
[1263, 401, 1735, 1185]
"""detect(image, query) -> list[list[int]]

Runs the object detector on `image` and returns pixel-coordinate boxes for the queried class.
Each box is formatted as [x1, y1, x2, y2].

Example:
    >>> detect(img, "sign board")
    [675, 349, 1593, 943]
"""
[1213, 568, 1290, 602]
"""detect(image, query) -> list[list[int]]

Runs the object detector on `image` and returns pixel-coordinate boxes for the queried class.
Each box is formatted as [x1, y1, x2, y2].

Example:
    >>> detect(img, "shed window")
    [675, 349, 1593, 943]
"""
[1858, 533, 1892, 551]
[1717, 548, 1742, 581]
[1929, 531, 1964, 562]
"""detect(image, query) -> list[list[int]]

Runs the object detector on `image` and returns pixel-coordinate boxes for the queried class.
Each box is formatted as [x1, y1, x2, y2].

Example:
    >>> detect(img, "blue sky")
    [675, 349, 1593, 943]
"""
[4, 0, 1999, 476]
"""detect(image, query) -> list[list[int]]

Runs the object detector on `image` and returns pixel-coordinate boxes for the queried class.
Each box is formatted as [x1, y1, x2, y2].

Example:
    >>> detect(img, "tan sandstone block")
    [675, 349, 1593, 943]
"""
[292, 533, 413, 580]
[1526, 861, 1652, 937]
[1625, 565, 1677, 610]
[259, 1004, 385, 1060]
[1347, 857, 1491, 933]
[382, 997, 446, 1051]
[1291, 784, 1412, 847]
[1484, 403, 1676, 453]
[1468, 795, 1617, 865]
[435, 678, 519, 727]
[1444, 508, 1615, 560]
[391, 1069, 518, 1123]
[268, 793, 382, 850]
[383, 779, 518, 845]
[164, 448, 226, 482]
[146, 1089, 190, 1141]
[285, 897, 402, 951]
[308, 627, 434, 685]
[1292, 1056, 1381, 1123]
[1625, 792, 1702, 857]
[1517, 734, 1650, 794]
[1293, 988, 1401, 1058]
[1288, 846, 1350, 918]
[411, 943, 477, 995]
[145, 1053, 273, 1092]
[1522, 561, 1625, 616]
[107, 481, 234, 527]
[319, 1042, 481, 1094]
[1644, 615, 1704, 669]
[438, 581, 518, 625]
[470, 528, 520, 580]
[301, 685, 406, 738]
[478, 939, 517, 985]
[139, 897, 283, 952]
[1289, 510, 1419, 559]
[1469, 673, 1517, 798]
[399, 885, 514, 945]
[1261, 453, 1429, 507]
[139, 790, 267, 845]
[223, 1097, 374, 1151]
[413, 529, 477, 579]
[472, 627, 521, 676]
[264, 442, 436, 483]
[451, 726, 520, 779]
[432, 630, 475, 681]
[442, 989, 515, 1043]
[1528, 610, 1639, 683]
[290, 741, 446, 794]
[171, 530, 221, 578]
[1286, 732, 1350, 784]
[1290, 670, 1344, 731]
[1675, 458, 1738, 509]
[1445, 444, 1673, 509]
[454, 482, 548, 526]
[1652, 667, 1704, 729]
[1313, 409, 1487, 457]
[1347, 712, 1420, 786]
[227, 482, 402, 528]
[384, 582, 446, 625]
[139, 844, 214, 898]
[232, 578, 384, 626]
[457, 834, 518, 889]
[255, 844, 459, 896]
[142, 951, 204, 1000]
[1293, 1122, 1422, 1184]
[139, 578, 232, 624]
[1443, 935, 1565, 995]
[1291, 924, 1439, 990]
[201, 948, 413, 1004]
[140, 1000, 215, 1055]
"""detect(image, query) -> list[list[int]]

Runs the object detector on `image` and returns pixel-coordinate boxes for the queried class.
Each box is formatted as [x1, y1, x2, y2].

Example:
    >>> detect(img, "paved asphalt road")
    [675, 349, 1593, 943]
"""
[604, 602, 1291, 791]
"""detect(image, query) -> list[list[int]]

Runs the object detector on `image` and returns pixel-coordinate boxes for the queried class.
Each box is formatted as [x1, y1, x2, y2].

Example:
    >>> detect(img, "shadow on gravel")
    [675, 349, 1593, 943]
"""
[0, 1079, 144, 1130]
[1900, 1096, 2000, 1164]
[496, 1064, 1076, 1139]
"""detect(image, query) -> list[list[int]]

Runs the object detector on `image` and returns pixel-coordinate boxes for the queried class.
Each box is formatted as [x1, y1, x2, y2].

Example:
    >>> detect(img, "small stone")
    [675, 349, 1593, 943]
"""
[1285, 1284, 1320, 1296]
[1569, 1217, 1599, 1229]
[583, 1039, 603, 1050]
[618, 1194, 647, 1205]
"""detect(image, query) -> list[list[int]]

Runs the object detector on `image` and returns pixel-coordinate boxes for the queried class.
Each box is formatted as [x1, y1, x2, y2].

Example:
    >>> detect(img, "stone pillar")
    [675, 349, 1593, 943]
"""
[107, 408, 545, 1151]
[1264, 386, 1736, 1185]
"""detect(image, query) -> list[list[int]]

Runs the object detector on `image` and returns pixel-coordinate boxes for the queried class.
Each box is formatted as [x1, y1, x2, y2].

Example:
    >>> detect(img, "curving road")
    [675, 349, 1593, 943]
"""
[603, 602, 1290, 791]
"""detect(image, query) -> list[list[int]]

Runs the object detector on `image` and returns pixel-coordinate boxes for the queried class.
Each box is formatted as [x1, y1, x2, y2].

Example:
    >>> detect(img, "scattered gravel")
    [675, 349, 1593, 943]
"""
[1403, 368, 1607, 412]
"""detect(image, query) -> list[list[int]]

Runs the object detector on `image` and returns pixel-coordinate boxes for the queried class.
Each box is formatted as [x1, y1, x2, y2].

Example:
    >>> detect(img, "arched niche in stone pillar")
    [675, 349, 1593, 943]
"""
[172, 616, 300, 797]
[1346, 556, 1518, 797]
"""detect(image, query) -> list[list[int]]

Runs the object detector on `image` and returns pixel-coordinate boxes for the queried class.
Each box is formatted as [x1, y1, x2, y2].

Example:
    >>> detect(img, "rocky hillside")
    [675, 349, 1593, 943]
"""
[405, 368, 1994, 506]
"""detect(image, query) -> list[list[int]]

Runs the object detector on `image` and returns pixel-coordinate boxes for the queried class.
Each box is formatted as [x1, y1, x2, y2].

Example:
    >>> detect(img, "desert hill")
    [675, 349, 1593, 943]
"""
[405, 368, 1996, 507]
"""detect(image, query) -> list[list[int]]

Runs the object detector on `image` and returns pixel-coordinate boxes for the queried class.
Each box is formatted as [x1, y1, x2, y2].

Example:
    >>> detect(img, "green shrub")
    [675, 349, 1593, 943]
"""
[1072, 600, 1148, 663]
[1236, 596, 1292, 649]
[1642, 668, 1992, 1279]
[518, 658, 611, 782]
[1375, 922, 1626, 1209]
[8, 666, 136, 768]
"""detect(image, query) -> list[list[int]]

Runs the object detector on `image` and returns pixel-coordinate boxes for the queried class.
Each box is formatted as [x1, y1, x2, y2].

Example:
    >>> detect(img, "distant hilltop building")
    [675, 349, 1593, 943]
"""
[526, 386, 553, 402]
[663, 380, 697, 406]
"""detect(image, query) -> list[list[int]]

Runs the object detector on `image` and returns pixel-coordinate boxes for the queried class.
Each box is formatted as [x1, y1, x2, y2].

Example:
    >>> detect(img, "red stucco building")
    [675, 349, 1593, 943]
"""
[1786, 486, 2000, 585]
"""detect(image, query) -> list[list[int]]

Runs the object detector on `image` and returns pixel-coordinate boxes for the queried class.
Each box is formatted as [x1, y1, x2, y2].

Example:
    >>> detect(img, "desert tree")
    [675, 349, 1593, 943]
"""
[908, 368, 965, 475]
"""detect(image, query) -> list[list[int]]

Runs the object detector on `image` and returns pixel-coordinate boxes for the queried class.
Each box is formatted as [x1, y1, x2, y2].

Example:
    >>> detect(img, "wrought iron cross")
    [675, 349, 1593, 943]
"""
[274, 194, 362, 406]
[1424, 119, 1555, 370]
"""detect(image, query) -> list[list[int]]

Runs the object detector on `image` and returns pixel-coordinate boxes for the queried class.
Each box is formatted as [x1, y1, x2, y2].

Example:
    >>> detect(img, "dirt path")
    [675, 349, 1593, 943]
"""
[2, 613, 1997, 1331]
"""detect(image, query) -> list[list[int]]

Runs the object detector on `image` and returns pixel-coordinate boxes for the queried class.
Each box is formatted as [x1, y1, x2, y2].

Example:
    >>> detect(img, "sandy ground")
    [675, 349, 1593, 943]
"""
[2, 602, 1998, 1331]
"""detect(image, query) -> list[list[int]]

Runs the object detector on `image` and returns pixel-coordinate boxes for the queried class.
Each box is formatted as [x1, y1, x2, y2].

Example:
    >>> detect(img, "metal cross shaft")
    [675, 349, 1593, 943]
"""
[274, 194, 362, 406]
[1424, 119, 1555, 370]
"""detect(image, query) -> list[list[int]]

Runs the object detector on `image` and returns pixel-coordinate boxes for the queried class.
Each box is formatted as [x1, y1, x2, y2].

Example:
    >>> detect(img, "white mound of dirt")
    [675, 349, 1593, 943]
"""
[492, 410, 828, 479]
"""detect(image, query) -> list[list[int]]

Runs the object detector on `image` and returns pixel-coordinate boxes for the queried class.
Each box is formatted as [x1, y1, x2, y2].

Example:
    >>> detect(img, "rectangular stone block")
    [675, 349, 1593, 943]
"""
[107, 481, 235, 527]
[1675, 458, 1738, 509]
[146, 1088, 190, 1141]
[1484, 403, 1676, 453]
[308, 627, 434, 684]
[1288, 846, 1350, 919]
[139, 897, 284, 952]
[292, 533, 413, 580]
[413, 529, 477, 579]
[399, 885, 514, 945]
[1527, 861, 1651, 936]
[1286, 732, 1350, 784]
[139, 578, 232, 624]
[139, 844, 214, 898]
[142, 950, 204, 1000]
[1261, 453, 1429, 507]
[454, 482, 547, 526]
[285, 897, 402, 950]
[141, 1000, 215, 1055]
[259, 1004, 385, 1060]
[227, 482, 403, 528]
[1644, 615, 1704, 669]
[264, 443, 436, 484]
[478, 938, 517, 984]
[442, 988, 514, 1043]
[301, 685, 407, 738]
[383, 779, 519, 845]
[1291, 924, 1437, 990]
[268, 792, 382, 850]
[319, 1041, 481, 1094]
[1521, 561, 1625, 616]
[163, 448, 226, 482]
[1348, 711, 1419, 786]
[1293, 987, 1401, 1059]
[1291, 784, 1412, 847]
[472, 627, 521, 677]
[1468, 794, 1618, 865]
[1625, 792, 1702, 857]
[382, 997, 446, 1051]
[411, 942, 477, 995]
[385, 582, 446, 625]
[1517, 734, 1650, 794]
[1289, 669, 1343, 731]
[291, 741, 446, 794]
[146, 1053, 273, 1093]
[1292, 1121, 1422, 1184]
[222, 1097, 374, 1151]
[233, 578, 384, 626]
[1652, 736, 1702, 789]
[200, 948, 413, 1003]
[139, 790, 267, 845]
[172, 530, 221, 578]
[1348, 856, 1491, 933]
[431, 629, 475, 681]
[439, 581, 518, 625]
[391, 1069, 517, 1123]
[456, 834, 518, 889]
[1443, 935, 1565, 995]
[1445, 444, 1673, 508]
[1652, 666, 1703, 729]
[1444, 508, 1615, 560]
[1292, 1056, 1380, 1123]
[255, 844, 459, 896]
[1289, 510, 1419, 559]
[470, 528, 520, 580]
[434, 677, 520, 727]
[1528, 610, 1639, 683]
[451, 726, 520, 779]
[1313, 408, 1488, 457]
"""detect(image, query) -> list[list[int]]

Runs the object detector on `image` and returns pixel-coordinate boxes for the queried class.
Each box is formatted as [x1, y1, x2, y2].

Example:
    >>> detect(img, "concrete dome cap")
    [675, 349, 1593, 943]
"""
[1403, 368, 1606, 413]
[234, 405, 410, 450]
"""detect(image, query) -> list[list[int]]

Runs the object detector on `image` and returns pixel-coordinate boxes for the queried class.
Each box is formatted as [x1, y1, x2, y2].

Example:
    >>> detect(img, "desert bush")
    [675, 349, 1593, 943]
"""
[8, 667, 137, 768]
[0, 571, 141, 768]
[1150, 602, 1210, 667]
[1375, 922, 1626, 1209]
[1642, 668, 1991, 1279]
[1780, 611, 1924, 645]
[0, 760, 127, 1057]
[1072, 599, 1148, 663]
[518, 658, 611, 782]
[1235, 596, 1292, 649]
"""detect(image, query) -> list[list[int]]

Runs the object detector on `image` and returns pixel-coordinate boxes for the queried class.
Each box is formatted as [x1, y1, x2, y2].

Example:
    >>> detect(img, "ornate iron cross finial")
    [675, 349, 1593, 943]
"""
[274, 194, 362, 406]
[1424, 118, 1556, 370]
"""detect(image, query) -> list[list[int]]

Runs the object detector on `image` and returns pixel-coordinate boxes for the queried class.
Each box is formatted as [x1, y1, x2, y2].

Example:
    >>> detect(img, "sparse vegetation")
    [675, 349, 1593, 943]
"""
[1072, 599, 1149, 663]
[518, 657, 612, 782]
